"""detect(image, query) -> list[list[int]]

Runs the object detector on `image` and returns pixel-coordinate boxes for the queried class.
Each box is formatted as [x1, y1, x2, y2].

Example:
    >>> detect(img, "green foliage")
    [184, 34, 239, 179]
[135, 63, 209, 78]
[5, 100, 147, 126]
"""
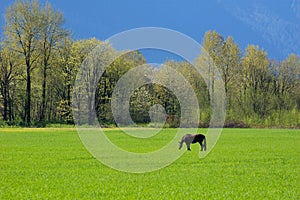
[0, 120, 8, 127]
[0, 128, 299, 199]
[0, 1, 299, 128]
[56, 100, 73, 123]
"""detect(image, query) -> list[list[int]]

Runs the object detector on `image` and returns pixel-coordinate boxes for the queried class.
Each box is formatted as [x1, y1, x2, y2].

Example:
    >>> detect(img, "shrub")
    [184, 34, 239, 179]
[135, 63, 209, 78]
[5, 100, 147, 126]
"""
[224, 120, 249, 128]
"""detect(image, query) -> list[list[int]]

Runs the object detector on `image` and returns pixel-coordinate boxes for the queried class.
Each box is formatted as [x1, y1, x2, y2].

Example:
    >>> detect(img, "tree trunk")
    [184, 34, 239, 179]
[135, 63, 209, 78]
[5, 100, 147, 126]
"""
[67, 83, 71, 106]
[8, 89, 13, 122]
[40, 65, 47, 122]
[25, 63, 31, 126]
[3, 83, 8, 121]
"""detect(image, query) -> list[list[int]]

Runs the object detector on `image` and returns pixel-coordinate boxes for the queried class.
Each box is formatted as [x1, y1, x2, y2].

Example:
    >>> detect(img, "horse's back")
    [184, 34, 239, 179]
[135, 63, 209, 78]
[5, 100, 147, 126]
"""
[192, 134, 205, 143]
[184, 134, 194, 138]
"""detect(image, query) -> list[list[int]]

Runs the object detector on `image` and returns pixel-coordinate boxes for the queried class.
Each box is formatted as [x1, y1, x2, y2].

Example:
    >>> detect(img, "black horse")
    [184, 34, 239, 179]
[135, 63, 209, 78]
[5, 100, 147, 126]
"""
[178, 134, 206, 151]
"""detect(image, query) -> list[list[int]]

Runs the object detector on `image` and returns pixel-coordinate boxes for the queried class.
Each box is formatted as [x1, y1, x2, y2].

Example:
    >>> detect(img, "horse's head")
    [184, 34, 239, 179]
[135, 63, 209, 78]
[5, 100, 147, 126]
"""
[178, 141, 183, 150]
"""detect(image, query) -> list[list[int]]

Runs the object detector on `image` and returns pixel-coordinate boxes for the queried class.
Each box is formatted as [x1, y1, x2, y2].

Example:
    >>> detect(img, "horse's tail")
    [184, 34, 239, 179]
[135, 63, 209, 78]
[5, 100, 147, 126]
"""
[178, 136, 184, 150]
[203, 136, 207, 151]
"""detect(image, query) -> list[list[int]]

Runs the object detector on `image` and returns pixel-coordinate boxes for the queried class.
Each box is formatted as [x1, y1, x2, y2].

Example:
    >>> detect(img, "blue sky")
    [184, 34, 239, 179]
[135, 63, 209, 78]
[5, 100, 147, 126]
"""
[0, 0, 299, 62]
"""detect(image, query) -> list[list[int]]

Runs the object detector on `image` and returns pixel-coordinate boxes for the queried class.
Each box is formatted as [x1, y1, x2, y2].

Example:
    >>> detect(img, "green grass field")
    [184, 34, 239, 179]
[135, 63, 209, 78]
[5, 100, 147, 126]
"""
[0, 128, 299, 199]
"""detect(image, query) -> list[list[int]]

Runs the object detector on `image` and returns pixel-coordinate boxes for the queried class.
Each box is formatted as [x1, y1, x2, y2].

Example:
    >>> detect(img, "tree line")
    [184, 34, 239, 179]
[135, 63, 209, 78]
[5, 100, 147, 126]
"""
[0, 0, 299, 127]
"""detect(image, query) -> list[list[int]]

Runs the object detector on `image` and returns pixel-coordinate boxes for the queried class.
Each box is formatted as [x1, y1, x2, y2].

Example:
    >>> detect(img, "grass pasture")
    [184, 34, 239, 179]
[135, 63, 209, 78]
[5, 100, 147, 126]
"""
[0, 128, 299, 199]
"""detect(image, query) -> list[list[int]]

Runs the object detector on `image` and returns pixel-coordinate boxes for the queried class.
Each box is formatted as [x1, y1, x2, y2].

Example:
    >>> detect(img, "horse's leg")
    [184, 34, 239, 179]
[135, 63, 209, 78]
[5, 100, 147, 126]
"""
[186, 142, 191, 151]
[200, 142, 203, 151]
